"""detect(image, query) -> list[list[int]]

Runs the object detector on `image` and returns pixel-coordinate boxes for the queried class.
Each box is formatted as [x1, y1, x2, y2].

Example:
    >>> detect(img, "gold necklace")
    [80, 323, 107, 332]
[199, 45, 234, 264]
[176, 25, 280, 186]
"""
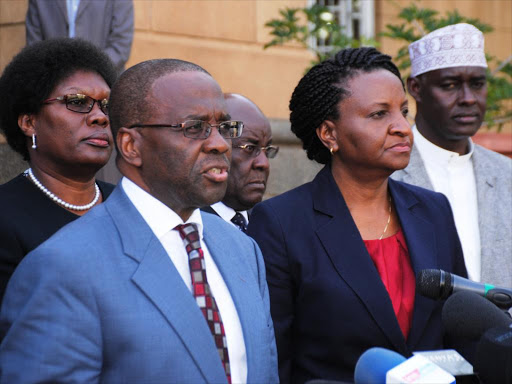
[379, 196, 392, 240]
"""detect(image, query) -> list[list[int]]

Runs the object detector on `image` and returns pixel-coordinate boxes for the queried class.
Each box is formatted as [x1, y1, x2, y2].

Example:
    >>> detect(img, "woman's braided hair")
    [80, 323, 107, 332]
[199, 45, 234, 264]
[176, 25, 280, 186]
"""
[289, 47, 403, 164]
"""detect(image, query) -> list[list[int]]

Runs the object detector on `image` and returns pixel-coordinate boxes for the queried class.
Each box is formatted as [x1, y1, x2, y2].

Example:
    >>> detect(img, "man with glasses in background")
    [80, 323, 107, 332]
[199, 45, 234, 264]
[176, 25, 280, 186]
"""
[202, 93, 278, 233]
[0, 59, 278, 384]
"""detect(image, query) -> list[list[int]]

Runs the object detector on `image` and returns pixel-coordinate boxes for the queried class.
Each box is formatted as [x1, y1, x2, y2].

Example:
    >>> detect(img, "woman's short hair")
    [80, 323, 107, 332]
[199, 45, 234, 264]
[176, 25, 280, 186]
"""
[0, 38, 118, 161]
[289, 47, 403, 164]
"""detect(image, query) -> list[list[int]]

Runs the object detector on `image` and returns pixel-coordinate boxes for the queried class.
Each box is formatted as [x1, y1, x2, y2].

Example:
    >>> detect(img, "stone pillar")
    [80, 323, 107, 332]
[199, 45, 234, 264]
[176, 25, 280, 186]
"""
[0, 136, 27, 184]
[265, 119, 322, 199]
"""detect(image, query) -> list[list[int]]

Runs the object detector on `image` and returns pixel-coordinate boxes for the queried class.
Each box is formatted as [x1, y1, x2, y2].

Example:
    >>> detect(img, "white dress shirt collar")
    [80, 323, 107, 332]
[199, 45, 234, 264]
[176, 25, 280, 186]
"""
[210, 201, 249, 224]
[413, 125, 475, 166]
[121, 177, 204, 239]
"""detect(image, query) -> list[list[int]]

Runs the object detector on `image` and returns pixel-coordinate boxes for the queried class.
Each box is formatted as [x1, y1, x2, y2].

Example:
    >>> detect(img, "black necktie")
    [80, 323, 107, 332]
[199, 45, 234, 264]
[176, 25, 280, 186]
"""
[231, 212, 248, 233]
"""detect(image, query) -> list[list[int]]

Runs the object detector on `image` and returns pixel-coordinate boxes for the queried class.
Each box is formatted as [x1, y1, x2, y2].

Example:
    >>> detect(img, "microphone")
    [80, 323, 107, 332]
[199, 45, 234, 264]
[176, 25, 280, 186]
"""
[417, 269, 512, 309]
[354, 347, 455, 384]
[474, 325, 512, 384]
[442, 291, 512, 341]
[412, 350, 476, 384]
[354, 347, 406, 383]
[442, 291, 512, 383]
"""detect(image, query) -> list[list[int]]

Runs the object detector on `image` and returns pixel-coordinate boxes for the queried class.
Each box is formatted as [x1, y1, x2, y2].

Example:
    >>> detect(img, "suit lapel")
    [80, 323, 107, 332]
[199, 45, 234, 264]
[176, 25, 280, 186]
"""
[105, 186, 226, 383]
[312, 167, 408, 354]
[399, 146, 433, 189]
[388, 180, 438, 349]
[472, 147, 496, 277]
[56, 0, 68, 25]
[75, 0, 90, 20]
[201, 206, 220, 217]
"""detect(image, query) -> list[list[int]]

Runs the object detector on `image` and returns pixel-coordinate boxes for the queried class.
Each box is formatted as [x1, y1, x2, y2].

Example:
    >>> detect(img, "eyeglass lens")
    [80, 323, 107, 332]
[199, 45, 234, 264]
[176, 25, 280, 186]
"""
[238, 144, 279, 158]
[264, 147, 279, 158]
[65, 94, 109, 115]
[183, 120, 242, 139]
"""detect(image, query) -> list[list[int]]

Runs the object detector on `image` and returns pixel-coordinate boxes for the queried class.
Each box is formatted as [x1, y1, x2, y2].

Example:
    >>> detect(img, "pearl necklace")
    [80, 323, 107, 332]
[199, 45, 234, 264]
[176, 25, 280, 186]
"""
[25, 168, 100, 211]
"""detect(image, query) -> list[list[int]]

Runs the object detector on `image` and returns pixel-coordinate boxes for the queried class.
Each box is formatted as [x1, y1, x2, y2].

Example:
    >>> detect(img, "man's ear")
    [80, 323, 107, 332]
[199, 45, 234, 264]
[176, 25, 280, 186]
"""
[117, 127, 143, 167]
[316, 120, 338, 153]
[407, 76, 422, 103]
[18, 114, 36, 137]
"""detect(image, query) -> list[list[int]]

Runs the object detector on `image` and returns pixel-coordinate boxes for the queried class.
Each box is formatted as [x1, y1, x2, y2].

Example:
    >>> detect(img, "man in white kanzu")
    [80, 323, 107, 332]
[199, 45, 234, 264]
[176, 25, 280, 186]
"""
[392, 23, 512, 287]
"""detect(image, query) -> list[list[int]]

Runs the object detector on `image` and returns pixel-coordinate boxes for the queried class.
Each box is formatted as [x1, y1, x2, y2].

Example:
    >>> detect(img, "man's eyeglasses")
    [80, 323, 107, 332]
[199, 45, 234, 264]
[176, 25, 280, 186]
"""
[233, 144, 279, 159]
[128, 120, 244, 140]
[44, 94, 109, 115]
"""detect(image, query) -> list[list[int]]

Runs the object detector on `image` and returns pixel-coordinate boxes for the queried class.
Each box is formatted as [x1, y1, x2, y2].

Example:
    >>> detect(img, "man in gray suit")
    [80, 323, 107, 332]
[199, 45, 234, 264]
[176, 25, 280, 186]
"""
[0, 59, 278, 383]
[202, 93, 278, 233]
[392, 23, 512, 287]
[26, 0, 134, 73]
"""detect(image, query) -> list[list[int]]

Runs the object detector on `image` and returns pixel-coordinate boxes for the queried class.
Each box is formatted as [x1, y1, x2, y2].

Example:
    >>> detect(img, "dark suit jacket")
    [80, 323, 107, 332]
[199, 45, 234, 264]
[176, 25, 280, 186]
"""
[248, 166, 468, 384]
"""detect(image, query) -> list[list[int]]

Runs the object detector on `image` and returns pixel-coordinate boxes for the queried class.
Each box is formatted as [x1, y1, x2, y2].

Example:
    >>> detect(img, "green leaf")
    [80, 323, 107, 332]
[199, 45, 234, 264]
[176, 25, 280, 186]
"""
[262, 0, 510, 129]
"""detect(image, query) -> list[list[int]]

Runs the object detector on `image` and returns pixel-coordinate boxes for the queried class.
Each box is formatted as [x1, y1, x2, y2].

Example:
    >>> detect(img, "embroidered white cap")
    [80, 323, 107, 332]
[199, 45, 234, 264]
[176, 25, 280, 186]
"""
[409, 23, 487, 77]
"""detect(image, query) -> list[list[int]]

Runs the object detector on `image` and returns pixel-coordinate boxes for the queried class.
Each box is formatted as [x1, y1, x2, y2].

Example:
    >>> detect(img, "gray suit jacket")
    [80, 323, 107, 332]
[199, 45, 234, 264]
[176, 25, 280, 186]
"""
[26, 0, 134, 72]
[392, 144, 512, 287]
[0, 185, 279, 383]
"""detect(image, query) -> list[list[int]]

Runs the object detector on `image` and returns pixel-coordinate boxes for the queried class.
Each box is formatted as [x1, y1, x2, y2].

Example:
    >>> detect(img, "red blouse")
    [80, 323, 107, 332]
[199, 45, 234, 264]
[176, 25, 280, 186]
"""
[363, 229, 415, 339]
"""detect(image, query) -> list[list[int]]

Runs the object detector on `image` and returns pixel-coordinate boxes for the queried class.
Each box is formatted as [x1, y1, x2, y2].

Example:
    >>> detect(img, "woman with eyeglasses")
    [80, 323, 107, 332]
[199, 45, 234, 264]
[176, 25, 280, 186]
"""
[247, 47, 468, 383]
[0, 38, 118, 303]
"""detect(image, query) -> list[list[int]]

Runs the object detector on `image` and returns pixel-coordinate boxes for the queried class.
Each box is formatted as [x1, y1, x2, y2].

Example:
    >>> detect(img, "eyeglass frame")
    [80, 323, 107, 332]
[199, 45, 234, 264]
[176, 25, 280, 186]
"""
[43, 93, 109, 115]
[127, 120, 244, 140]
[233, 143, 280, 159]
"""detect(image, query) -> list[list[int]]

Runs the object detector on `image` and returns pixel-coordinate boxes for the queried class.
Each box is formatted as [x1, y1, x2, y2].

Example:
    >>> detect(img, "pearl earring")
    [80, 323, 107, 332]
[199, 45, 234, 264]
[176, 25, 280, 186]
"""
[31, 134, 37, 149]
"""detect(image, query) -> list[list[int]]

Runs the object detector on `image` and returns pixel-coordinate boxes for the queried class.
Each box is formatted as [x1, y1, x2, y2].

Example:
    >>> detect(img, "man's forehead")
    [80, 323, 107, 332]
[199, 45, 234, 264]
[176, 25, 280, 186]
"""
[228, 106, 270, 137]
[149, 72, 227, 116]
[424, 66, 487, 81]
[238, 119, 271, 144]
[226, 97, 267, 122]
[151, 71, 221, 95]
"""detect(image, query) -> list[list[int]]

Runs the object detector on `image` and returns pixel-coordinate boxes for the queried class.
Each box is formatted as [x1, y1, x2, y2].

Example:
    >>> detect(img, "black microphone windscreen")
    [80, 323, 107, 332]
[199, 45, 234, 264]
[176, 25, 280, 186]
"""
[442, 291, 512, 340]
[475, 326, 512, 384]
[417, 269, 445, 299]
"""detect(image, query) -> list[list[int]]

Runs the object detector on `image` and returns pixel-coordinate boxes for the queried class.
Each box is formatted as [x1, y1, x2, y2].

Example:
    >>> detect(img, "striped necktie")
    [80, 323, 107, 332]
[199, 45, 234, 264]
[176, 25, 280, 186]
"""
[175, 223, 231, 383]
